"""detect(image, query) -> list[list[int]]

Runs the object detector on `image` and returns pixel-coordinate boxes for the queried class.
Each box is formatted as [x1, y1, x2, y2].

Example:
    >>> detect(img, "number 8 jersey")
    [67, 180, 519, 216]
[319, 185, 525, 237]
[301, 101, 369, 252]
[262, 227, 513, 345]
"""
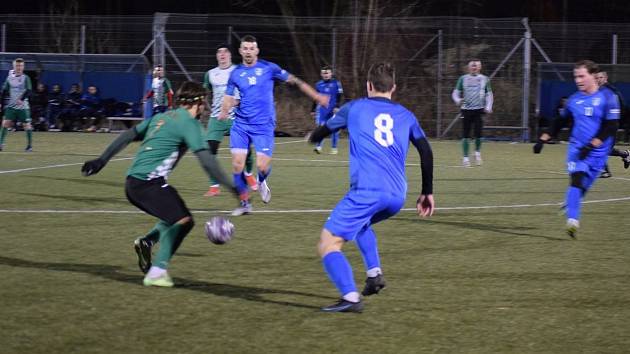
[326, 97, 426, 196]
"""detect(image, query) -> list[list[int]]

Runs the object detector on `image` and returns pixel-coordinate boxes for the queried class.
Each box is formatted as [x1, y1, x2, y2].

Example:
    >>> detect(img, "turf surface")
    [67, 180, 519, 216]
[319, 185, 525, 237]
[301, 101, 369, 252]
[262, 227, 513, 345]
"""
[1, 132, 629, 353]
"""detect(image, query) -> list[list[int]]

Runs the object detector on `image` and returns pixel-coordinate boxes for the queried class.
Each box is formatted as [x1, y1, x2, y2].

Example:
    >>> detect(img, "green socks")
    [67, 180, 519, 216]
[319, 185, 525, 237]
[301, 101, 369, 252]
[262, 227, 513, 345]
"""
[152, 221, 194, 269]
[0, 127, 7, 145]
[462, 138, 469, 157]
[143, 221, 170, 243]
[475, 137, 482, 151]
[26, 129, 32, 146]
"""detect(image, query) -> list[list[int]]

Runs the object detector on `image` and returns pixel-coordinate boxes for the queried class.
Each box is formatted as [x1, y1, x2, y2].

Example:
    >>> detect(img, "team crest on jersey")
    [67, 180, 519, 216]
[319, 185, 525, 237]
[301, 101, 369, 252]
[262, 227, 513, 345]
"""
[255, 68, 263, 76]
[592, 97, 601, 106]
[248, 76, 257, 85]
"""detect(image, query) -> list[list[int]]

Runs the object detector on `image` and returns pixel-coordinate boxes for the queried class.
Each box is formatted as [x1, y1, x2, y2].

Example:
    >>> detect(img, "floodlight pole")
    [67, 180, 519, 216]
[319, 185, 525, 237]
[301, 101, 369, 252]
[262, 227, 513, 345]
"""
[522, 30, 531, 142]
[1, 24, 6, 52]
[80, 25, 86, 54]
[612, 34, 618, 64]
[332, 27, 337, 73]
[437, 30, 443, 138]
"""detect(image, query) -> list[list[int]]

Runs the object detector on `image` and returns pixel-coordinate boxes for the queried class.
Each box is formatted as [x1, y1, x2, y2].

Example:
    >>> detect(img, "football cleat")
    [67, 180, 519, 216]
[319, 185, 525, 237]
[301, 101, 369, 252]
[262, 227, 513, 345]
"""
[330, 148, 338, 155]
[321, 299, 364, 313]
[25, 145, 32, 152]
[599, 171, 612, 178]
[462, 157, 471, 168]
[566, 218, 579, 239]
[134, 237, 153, 274]
[245, 174, 259, 191]
[259, 179, 271, 203]
[231, 200, 252, 216]
[314, 146, 322, 154]
[361, 274, 386, 296]
[143, 273, 174, 287]
[204, 185, 220, 197]
[623, 150, 630, 169]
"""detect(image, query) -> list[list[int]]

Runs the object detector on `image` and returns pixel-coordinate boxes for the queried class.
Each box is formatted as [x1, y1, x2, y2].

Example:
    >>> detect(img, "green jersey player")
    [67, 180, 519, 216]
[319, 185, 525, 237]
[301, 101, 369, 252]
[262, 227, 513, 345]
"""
[0, 58, 33, 151]
[81, 81, 240, 287]
[203, 44, 257, 196]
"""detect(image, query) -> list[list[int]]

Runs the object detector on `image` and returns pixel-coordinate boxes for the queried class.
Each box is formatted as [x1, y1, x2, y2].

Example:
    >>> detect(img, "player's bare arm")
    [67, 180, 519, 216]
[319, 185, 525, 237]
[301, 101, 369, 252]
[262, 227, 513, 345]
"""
[287, 74, 330, 108]
[218, 95, 237, 120]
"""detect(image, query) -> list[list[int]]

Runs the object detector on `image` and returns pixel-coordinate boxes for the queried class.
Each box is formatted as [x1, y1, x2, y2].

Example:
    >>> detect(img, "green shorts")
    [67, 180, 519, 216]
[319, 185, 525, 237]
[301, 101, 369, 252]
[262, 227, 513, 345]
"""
[4, 107, 31, 123]
[206, 117, 233, 142]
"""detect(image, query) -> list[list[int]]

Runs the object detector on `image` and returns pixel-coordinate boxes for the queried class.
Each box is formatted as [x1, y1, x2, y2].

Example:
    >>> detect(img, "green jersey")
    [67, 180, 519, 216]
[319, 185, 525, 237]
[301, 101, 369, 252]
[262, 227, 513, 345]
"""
[453, 74, 493, 111]
[2, 71, 32, 110]
[127, 108, 208, 180]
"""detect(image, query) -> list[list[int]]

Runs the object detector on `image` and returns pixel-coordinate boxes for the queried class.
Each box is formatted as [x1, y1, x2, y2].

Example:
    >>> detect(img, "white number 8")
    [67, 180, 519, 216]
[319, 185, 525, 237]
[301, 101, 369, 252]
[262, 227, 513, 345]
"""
[374, 114, 394, 147]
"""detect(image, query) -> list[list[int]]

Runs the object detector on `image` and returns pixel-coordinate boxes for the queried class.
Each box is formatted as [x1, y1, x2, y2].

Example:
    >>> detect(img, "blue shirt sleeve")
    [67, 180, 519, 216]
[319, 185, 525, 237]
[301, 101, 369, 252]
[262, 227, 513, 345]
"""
[325, 101, 352, 131]
[409, 114, 426, 141]
[605, 90, 621, 120]
[271, 63, 290, 82]
[225, 70, 237, 96]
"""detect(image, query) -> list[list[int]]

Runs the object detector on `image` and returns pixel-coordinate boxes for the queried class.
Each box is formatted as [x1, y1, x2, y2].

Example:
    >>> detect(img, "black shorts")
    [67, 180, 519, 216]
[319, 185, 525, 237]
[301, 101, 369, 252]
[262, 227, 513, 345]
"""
[125, 176, 191, 224]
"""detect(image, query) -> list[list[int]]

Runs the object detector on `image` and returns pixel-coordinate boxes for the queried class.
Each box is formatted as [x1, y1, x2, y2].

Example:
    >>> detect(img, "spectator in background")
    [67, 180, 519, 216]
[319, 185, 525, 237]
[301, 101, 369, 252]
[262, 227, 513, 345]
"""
[46, 84, 64, 130]
[59, 83, 82, 131]
[80, 85, 105, 132]
[30, 83, 48, 131]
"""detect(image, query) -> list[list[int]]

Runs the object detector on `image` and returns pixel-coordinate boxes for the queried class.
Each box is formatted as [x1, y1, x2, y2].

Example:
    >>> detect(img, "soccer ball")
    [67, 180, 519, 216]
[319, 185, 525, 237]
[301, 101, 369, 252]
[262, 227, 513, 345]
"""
[204, 216, 235, 245]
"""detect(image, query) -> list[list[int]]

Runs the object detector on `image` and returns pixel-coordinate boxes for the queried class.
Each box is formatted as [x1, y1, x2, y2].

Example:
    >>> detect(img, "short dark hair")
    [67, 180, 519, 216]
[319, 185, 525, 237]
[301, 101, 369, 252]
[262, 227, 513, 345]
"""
[175, 81, 207, 106]
[321, 65, 332, 71]
[216, 43, 231, 52]
[241, 35, 257, 44]
[575, 60, 599, 75]
[367, 62, 395, 93]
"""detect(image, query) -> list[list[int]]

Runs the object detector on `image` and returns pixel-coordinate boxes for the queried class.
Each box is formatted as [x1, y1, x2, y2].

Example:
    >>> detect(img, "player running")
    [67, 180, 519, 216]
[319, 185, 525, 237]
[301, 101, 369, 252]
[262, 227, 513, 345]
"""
[312, 65, 344, 154]
[534, 60, 620, 238]
[309, 62, 435, 313]
[82, 81, 239, 287]
[218, 35, 329, 215]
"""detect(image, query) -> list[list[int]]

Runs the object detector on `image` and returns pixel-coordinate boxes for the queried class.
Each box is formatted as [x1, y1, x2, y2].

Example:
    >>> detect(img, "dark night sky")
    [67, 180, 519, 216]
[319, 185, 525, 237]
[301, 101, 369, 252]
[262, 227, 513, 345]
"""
[3, 0, 630, 22]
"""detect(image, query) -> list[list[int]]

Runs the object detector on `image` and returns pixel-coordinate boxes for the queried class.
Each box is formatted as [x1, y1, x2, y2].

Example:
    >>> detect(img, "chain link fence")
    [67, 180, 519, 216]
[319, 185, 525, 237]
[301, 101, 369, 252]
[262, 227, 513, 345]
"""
[2, 14, 629, 138]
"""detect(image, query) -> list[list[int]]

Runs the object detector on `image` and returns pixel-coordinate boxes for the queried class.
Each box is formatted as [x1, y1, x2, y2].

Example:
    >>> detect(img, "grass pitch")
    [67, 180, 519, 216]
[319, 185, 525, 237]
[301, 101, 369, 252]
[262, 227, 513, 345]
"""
[1, 132, 629, 353]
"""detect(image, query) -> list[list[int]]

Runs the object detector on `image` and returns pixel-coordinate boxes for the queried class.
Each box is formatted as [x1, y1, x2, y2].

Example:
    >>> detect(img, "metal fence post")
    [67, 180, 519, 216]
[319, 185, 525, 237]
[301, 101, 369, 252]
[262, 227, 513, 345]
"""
[153, 13, 168, 67]
[522, 30, 531, 142]
[437, 30, 443, 138]
[1, 24, 5, 52]
[612, 34, 618, 64]
[80, 25, 86, 54]
[332, 27, 337, 73]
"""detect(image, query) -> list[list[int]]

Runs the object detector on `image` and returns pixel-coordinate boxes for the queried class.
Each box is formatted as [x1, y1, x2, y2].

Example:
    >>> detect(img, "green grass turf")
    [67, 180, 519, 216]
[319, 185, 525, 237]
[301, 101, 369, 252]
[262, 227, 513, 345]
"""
[1, 132, 629, 353]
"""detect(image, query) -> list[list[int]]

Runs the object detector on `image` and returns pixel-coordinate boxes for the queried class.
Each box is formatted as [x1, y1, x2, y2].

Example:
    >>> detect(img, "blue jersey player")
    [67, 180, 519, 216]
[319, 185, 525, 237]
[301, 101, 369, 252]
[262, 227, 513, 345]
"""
[309, 62, 435, 313]
[219, 35, 329, 215]
[311, 66, 344, 154]
[534, 60, 620, 238]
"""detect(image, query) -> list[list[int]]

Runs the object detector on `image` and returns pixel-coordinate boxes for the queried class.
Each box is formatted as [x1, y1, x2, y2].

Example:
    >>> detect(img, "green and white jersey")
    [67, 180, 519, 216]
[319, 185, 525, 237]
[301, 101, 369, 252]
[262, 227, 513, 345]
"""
[2, 71, 32, 110]
[452, 74, 493, 111]
[127, 108, 208, 181]
[151, 77, 172, 107]
[203, 65, 240, 118]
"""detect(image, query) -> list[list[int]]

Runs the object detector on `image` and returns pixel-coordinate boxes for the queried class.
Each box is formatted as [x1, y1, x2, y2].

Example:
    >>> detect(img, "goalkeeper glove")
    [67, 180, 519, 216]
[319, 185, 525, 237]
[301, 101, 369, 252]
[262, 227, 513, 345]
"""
[533, 139, 546, 154]
[578, 143, 594, 160]
[81, 158, 106, 176]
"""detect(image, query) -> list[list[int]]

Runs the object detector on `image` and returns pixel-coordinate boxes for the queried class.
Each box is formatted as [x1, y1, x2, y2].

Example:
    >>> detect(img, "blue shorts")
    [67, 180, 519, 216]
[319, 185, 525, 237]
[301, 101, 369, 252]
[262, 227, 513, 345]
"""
[566, 148, 608, 191]
[324, 189, 405, 241]
[230, 122, 274, 157]
[316, 111, 334, 126]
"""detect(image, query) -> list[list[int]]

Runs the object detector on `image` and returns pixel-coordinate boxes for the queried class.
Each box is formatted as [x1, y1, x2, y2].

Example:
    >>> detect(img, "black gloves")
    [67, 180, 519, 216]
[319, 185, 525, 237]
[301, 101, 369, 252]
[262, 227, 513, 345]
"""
[81, 158, 106, 176]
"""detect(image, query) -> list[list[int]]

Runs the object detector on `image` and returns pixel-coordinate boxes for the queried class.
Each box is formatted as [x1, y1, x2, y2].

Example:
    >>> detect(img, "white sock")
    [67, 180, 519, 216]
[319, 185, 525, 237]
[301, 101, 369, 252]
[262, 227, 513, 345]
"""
[475, 151, 481, 158]
[210, 184, 219, 188]
[244, 171, 252, 176]
[342, 291, 360, 303]
[366, 267, 382, 278]
[146, 266, 167, 278]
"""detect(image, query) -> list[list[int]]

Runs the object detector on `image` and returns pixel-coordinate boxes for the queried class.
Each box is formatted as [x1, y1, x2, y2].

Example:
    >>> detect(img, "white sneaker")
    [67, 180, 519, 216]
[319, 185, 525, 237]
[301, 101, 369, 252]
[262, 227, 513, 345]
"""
[566, 218, 579, 239]
[462, 157, 471, 168]
[475, 151, 482, 166]
[314, 146, 322, 154]
[330, 148, 338, 155]
[259, 179, 271, 203]
[231, 200, 253, 216]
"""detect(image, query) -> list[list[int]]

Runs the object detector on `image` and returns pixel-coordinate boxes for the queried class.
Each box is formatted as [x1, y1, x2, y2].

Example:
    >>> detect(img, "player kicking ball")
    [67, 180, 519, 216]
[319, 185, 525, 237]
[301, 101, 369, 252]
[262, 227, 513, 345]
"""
[309, 62, 435, 313]
[82, 81, 240, 287]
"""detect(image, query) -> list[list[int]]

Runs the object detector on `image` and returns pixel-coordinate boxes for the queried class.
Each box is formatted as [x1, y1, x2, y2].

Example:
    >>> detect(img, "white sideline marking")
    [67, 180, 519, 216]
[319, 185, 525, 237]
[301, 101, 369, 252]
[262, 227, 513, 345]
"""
[0, 196, 628, 215]
[0, 139, 307, 175]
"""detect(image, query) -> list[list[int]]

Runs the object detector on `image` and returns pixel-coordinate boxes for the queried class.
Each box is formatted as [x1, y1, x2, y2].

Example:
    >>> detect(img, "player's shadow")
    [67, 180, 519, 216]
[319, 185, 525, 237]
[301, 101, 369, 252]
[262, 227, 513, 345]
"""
[0, 255, 330, 310]
[393, 216, 567, 241]
[12, 191, 128, 205]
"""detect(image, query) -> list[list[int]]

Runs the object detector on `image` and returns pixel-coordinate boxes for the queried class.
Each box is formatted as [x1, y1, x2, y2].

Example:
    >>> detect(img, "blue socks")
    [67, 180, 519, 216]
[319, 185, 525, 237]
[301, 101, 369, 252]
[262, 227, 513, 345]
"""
[356, 227, 380, 272]
[233, 172, 248, 194]
[322, 251, 356, 296]
[258, 167, 271, 183]
[565, 186, 582, 220]
[331, 131, 339, 149]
